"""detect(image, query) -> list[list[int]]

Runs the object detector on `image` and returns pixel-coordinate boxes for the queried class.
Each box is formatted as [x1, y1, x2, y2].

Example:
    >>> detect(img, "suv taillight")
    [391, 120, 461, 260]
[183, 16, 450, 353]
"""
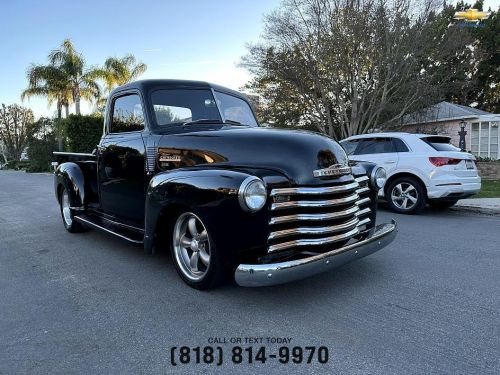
[428, 157, 462, 167]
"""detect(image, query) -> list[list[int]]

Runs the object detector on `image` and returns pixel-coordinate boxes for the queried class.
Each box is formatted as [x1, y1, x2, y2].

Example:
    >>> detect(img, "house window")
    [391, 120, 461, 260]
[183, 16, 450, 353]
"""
[471, 121, 499, 159]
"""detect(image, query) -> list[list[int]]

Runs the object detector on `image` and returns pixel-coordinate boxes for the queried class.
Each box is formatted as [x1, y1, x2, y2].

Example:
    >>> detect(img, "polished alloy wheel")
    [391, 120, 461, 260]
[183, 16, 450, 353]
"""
[173, 212, 211, 281]
[391, 182, 418, 210]
[61, 190, 73, 226]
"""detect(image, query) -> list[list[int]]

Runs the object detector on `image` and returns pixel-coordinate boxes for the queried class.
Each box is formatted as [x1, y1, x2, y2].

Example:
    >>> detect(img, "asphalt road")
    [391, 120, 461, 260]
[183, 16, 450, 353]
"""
[1, 170, 499, 375]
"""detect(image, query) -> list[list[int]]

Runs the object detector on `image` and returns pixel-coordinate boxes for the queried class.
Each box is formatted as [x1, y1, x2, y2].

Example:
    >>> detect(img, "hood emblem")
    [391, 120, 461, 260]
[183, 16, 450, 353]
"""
[159, 153, 182, 162]
[313, 164, 351, 178]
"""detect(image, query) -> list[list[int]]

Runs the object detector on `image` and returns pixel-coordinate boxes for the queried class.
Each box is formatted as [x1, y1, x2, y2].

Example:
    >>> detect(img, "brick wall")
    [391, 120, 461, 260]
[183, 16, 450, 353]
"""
[477, 162, 500, 180]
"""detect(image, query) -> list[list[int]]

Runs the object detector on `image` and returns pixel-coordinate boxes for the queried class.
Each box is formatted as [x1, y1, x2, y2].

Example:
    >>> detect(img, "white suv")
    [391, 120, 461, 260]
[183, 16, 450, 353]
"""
[340, 132, 481, 214]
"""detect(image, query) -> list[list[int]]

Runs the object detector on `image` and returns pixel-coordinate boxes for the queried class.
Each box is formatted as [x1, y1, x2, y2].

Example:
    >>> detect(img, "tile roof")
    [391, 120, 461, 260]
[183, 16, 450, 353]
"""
[401, 101, 492, 125]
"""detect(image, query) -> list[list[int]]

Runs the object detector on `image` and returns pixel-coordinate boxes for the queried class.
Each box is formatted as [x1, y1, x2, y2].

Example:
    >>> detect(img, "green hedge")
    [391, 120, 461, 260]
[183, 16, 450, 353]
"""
[62, 114, 103, 153]
[4, 160, 30, 170]
[21, 117, 57, 172]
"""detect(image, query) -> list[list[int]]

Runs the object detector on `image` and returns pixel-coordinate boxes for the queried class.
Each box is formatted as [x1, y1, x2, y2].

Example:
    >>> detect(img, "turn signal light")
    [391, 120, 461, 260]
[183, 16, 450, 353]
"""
[428, 157, 462, 167]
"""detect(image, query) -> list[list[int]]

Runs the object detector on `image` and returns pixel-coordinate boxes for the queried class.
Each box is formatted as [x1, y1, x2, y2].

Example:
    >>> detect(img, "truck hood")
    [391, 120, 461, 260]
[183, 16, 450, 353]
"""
[156, 126, 349, 185]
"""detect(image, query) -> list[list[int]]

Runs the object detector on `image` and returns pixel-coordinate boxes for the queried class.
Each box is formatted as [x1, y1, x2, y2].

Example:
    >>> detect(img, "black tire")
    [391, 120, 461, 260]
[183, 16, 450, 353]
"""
[429, 200, 458, 209]
[170, 211, 227, 290]
[59, 186, 85, 233]
[385, 176, 426, 214]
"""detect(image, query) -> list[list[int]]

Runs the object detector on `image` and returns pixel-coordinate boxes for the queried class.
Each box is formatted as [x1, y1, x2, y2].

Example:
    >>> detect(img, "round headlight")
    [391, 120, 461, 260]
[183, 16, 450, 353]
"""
[371, 167, 387, 190]
[238, 177, 267, 212]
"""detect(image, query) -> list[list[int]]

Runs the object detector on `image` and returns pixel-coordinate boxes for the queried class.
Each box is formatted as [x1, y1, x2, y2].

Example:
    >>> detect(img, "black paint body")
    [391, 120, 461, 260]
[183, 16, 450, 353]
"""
[53, 80, 377, 266]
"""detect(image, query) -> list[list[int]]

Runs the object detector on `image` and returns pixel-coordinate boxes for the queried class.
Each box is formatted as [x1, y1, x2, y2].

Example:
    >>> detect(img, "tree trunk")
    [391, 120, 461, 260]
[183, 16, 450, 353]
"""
[57, 101, 63, 151]
[64, 104, 69, 118]
[75, 87, 81, 115]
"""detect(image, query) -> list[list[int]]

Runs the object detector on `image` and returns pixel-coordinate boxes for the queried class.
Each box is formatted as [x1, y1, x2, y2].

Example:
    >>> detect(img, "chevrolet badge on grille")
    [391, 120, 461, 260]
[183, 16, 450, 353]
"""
[313, 164, 351, 178]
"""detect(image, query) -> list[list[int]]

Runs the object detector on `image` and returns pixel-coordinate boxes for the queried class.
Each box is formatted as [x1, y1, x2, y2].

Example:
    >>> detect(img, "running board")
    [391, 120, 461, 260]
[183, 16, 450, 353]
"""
[74, 214, 144, 244]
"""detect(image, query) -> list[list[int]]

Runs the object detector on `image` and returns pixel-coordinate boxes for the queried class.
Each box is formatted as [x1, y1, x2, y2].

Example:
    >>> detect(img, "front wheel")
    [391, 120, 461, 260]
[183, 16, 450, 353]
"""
[385, 177, 426, 214]
[171, 212, 227, 289]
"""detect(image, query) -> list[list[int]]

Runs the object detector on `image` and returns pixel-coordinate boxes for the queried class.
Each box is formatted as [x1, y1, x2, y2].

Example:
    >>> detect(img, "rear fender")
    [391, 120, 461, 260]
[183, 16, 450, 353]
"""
[54, 162, 86, 208]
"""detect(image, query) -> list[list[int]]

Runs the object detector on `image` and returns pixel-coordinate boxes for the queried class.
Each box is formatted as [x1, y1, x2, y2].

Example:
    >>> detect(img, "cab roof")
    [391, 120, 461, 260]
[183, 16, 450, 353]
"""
[110, 79, 248, 100]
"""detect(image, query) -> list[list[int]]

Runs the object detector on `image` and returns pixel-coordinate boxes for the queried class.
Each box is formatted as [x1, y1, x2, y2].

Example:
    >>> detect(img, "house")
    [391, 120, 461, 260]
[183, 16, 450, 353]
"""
[399, 101, 500, 160]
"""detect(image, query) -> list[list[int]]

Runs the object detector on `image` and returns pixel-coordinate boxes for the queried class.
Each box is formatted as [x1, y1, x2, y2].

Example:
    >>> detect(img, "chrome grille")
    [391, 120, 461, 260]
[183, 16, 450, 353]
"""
[268, 175, 372, 254]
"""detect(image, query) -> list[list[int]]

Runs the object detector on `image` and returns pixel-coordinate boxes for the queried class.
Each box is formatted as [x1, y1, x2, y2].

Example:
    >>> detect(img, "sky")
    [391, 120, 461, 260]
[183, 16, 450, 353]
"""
[0, 0, 498, 119]
[0, 0, 281, 118]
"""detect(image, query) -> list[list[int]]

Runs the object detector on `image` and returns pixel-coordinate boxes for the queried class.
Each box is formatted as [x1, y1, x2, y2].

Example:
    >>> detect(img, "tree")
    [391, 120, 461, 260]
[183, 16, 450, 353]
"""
[48, 39, 101, 115]
[94, 54, 147, 109]
[0, 104, 35, 161]
[241, 0, 478, 138]
[21, 64, 72, 119]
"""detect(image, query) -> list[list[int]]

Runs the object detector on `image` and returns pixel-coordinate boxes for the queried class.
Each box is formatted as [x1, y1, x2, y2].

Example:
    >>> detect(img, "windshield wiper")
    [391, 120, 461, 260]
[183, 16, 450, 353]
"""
[222, 119, 244, 126]
[182, 119, 223, 127]
[182, 119, 246, 127]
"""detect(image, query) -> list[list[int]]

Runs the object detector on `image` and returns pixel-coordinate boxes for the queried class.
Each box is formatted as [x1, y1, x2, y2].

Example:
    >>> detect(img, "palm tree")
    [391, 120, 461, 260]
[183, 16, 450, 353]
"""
[93, 55, 147, 109]
[98, 54, 147, 92]
[48, 39, 101, 115]
[21, 64, 72, 119]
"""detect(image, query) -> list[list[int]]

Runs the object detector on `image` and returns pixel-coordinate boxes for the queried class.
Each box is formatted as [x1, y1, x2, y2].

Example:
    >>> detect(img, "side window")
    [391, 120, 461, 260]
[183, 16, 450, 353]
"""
[354, 138, 395, 155]
[111, 94, 144, 133]
[392, 138, 409, 152]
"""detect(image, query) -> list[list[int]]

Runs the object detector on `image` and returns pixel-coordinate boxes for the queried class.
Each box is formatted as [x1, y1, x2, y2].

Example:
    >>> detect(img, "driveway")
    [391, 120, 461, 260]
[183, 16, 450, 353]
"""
[1, 170, 499, 374]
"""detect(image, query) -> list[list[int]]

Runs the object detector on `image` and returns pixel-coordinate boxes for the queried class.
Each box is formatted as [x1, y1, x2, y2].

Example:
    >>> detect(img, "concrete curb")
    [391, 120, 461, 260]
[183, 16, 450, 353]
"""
[452, 198, 500, 215]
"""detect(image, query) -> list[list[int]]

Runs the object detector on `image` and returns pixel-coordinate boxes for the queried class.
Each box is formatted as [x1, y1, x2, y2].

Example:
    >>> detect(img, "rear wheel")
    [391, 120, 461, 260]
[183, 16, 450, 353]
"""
[385, 177, 426, 214]
[171, 212, 227, 289]
[429, 200, 458, 209]
[59, 187, 84, 233]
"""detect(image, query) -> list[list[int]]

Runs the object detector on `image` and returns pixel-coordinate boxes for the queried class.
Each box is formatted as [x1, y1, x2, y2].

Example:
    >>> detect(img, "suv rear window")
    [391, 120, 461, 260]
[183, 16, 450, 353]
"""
[421, 136, 461, 151]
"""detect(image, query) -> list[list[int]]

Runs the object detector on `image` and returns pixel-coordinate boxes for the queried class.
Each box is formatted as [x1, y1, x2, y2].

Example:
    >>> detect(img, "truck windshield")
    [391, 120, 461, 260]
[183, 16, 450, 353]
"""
[151, 89, 258, 127]
[151, 89, 221, 126]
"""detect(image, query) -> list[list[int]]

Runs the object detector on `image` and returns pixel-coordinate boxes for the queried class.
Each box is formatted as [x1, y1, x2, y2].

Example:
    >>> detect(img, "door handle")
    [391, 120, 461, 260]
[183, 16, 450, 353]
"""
[384, 160, 396, 164]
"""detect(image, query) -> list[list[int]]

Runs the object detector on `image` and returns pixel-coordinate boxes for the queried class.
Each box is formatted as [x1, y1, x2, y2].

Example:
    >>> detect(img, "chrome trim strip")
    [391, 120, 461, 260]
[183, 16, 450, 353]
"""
[53, 151, 95, 157]
[269, 205, 360, 225]
[74, 216, 143, 244]
[271, 193, 359, 211]
[235, 220, 398, 287]
[355, 207, 371, 217]
[357, 217, 371, 226]
[355, 186, 370, 195]
[355, 197, 371, 206]
[270, 182, 359, 196]
[355, 175, 369, 183]
[268, 217, 359, 240]
[268, 227, 360, 253]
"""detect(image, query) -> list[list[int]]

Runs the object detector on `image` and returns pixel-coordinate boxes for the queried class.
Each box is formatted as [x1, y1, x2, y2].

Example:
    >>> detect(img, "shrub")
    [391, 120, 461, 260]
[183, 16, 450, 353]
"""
[62, 114, 103, 153]
[27, 118, 58, 172]
[4, 160, 30, 170]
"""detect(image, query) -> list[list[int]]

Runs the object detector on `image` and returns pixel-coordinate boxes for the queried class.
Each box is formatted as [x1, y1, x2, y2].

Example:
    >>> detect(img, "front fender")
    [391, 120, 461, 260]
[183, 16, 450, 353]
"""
[144, 168, 269, 259]
[54, 162, 85, 208]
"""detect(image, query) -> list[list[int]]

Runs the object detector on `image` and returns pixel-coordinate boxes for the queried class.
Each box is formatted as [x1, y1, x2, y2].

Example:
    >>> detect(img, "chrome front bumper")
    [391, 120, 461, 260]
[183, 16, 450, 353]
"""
[235, 220, 397, 287]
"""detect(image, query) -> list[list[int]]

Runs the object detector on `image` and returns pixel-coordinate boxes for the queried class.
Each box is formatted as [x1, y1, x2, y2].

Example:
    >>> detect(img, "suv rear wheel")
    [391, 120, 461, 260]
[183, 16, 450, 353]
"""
[385, 177, 426, 214]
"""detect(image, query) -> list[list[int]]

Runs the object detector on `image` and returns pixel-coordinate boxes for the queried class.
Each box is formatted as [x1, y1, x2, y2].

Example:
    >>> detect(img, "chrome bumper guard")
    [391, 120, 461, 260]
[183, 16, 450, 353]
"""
[235, 220, 397, 287]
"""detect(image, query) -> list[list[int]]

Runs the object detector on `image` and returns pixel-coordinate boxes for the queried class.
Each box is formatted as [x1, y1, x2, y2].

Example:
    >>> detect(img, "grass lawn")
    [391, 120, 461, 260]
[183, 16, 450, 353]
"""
[474, 180, 500, 198]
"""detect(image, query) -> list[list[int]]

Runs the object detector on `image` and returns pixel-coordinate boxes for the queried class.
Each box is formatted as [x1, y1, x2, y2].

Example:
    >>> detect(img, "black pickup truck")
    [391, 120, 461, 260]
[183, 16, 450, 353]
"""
[53, 79, 397, 289]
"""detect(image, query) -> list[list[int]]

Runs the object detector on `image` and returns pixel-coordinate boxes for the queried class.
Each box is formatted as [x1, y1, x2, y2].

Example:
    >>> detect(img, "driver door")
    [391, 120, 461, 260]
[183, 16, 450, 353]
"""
[98, 92, 146, 223]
